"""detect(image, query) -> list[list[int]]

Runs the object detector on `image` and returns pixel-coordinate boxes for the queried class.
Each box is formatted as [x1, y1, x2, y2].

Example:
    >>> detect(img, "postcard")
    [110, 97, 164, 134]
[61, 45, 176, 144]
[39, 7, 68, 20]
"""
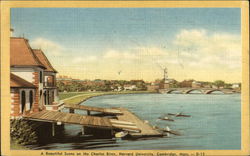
[0, 1, 249, 156]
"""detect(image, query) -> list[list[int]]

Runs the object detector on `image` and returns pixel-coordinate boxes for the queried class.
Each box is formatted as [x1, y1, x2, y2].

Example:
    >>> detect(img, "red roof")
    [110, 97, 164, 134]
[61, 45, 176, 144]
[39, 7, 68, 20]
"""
[10, 73, 36, 88]
[33, 49, 57, 73]
[10, 37, 45, 68]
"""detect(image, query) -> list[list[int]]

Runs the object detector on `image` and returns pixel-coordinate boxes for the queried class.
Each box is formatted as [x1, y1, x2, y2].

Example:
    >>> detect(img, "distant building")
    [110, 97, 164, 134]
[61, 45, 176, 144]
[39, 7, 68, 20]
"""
[192, 81, 202, 88]
[203, 85, 212, 88]
[113, 86, 122, 92]
[179, 80, 194, 88]
[124, 84, 137, 91]
[232, 83, 241, 89]
[147, 84, 159, 91]
[212, 85, 218, 89]
[159, 83, 170, 89]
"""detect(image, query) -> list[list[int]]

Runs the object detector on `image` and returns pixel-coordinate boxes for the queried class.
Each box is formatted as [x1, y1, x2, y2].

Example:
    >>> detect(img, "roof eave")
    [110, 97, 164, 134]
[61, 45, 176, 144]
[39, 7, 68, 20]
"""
[11, 65, 47, 69]
[11, 86, 37, 89]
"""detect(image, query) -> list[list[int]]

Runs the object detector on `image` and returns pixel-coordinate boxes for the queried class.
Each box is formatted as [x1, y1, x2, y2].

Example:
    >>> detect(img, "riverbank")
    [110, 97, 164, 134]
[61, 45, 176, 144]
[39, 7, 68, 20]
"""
[61, 91, 156, 105]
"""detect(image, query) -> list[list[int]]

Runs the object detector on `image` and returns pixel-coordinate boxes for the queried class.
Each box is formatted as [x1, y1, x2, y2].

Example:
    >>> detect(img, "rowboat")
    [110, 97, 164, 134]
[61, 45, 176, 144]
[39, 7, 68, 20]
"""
[162, 126, 181, 136]
[158, 116, 174, 121]
[163, 130, 181, 136]
[115, 131, 129, 138]
[167, 113, 191, 117]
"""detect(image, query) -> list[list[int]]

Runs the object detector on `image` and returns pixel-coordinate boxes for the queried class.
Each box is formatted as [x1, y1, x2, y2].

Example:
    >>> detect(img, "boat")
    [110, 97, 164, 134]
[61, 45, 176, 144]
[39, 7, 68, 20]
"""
[167, 113, 191, 117]
[158, 116, 174, 121]
[115, 131, 129, 138]
[163, 130, 181, 136]
[162, 126, 181, 136]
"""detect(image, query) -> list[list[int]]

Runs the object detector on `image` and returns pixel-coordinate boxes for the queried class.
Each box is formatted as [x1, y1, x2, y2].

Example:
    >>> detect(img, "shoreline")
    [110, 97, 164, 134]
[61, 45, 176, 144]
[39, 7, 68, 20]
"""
[62, 91, 157, 105]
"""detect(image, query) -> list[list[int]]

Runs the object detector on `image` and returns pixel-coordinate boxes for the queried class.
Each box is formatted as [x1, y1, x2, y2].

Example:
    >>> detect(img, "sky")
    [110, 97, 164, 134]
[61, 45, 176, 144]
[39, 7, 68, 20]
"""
[11, 8, 241, 83]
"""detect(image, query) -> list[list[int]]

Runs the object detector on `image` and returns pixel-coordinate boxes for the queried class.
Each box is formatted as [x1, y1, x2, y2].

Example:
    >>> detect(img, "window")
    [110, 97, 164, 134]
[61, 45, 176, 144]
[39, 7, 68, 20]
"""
[39, 71, 43, 83]
[29, 90, 33, 109]
[21, 91, 26, 113]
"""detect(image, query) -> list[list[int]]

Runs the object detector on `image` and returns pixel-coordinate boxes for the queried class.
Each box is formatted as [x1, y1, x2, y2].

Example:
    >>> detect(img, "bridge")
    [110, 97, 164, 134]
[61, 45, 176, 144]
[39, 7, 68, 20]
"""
[159, 88, 238, 94]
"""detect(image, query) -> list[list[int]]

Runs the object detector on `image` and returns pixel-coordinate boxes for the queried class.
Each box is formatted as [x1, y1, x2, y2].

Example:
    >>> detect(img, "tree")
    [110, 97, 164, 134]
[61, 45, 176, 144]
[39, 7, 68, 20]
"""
[224, 83, 232, 89]
[213, 80, 225, 88]
[11, 119, 38, 145]
[57, 81, 66, 92]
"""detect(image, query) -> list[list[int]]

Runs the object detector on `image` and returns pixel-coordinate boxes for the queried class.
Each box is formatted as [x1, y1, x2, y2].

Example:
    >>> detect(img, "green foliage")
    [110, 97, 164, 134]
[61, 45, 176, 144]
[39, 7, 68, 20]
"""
[58, 92, 89, 100]
[213, 80, 225, 87]
[224, 83, 232, 89]
[11, 139, 29, 150]
[10, 119, 38, 145]
[57, 79, 148, 92]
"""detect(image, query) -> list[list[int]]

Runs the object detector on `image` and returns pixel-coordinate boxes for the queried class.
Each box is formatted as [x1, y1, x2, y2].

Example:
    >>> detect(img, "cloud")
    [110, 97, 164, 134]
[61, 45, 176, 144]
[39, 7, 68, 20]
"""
[137, 47, 167, 57]
[72, 56, 98, 64]
[172, 29, 241, 69]
[174, 29, 207, 47]
[36, 29, 241, 82]
[30, 38, 64, 56]
[103, 49, 138, 60]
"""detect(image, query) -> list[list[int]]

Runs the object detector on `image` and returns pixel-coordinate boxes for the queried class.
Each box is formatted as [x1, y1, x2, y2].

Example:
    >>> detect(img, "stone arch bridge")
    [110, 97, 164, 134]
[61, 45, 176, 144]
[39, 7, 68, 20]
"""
[159, 88, 237, 94]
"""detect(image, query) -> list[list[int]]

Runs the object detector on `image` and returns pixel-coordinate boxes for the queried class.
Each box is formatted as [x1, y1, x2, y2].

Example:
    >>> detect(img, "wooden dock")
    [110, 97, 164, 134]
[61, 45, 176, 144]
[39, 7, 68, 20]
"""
[24, 107, 163, 138]
[115, 108, 163, 137]
[24, 110, 113, 129]
[64, 104, 123, 115]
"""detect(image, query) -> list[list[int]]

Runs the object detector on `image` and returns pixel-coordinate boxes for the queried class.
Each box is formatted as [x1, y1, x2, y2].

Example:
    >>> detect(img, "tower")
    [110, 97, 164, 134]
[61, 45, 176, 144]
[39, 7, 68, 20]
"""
[163, 68, 168, 83]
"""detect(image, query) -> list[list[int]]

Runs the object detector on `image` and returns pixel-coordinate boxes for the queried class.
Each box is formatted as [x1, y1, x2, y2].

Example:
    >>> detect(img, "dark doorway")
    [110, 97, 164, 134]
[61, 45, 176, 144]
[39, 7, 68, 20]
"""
[21, 91, 26, 113]
[29, 90, 33, 109]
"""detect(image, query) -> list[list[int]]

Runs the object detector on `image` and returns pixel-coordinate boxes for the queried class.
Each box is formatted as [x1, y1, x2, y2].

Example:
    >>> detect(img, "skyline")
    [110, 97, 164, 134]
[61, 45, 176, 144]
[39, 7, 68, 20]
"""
[11, 8, 241, 83]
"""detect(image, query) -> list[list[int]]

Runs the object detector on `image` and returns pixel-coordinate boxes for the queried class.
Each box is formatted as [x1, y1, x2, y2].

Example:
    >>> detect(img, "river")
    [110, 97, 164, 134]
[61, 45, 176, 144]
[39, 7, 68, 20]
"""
[29, 93, 241, 150]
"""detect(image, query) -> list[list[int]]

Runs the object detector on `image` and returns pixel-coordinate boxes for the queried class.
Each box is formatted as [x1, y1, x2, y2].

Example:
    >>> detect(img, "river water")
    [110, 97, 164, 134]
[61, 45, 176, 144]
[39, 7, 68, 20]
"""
[30, 93, 241, 150]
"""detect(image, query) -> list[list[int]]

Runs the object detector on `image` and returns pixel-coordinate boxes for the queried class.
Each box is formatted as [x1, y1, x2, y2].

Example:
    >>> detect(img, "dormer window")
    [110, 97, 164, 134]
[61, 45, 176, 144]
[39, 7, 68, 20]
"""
[40, 71, 43, 83]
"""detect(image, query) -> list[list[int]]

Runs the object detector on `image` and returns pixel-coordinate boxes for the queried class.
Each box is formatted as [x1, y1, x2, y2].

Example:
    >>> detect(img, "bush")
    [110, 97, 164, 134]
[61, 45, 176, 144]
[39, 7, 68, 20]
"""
[10, 119, 38, 145]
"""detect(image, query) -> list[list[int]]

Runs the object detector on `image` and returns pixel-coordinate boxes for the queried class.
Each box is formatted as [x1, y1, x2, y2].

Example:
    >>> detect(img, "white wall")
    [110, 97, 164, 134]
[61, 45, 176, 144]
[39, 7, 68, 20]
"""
[11, 71, 34, 83]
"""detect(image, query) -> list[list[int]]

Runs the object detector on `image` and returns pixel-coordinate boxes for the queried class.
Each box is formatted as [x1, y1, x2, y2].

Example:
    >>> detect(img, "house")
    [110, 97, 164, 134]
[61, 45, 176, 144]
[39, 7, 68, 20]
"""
[33, 49, 63, 111]
[10, 37, 63, 118]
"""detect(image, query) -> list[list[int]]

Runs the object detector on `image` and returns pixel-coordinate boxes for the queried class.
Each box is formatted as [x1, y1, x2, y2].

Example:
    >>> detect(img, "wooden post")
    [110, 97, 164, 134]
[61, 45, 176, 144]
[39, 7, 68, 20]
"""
[52, 123, 55, 137]
[87, 110, 90, 115]
[69, 108, 74, 113]
[81, 126, 84, 135]
[111, 129, 113, 136]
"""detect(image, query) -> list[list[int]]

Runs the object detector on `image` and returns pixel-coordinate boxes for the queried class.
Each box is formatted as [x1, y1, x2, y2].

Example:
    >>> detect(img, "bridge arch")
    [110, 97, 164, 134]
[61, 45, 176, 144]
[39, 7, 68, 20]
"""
[184, 89, 204, 94]
[166, 89, 182, 94]
[205, 89, 225, 94]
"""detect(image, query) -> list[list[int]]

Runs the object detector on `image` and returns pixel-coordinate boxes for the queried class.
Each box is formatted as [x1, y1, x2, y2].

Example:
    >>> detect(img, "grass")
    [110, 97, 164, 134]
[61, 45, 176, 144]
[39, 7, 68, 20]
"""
[59, 92, 90, 100]
[62, 90, 156, 105]
[10, 140, 29, 150]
